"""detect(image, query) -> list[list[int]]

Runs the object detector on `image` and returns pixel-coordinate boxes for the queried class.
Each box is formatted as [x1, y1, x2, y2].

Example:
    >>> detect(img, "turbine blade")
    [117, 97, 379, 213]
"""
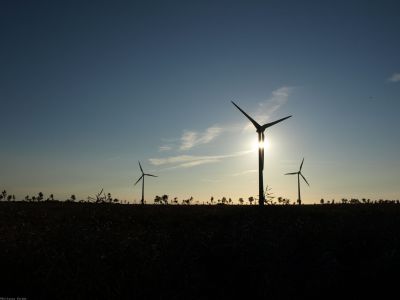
[231, 101, 261, 129]
[138, 161, 143, 173]
[285, 172, 298, 175]
[134, 175, 143, 186]
[145, 174, 158, 177]
[300, 173, 310, 186]
[261, 115, 292, 131]
[300, 158, 304, 171]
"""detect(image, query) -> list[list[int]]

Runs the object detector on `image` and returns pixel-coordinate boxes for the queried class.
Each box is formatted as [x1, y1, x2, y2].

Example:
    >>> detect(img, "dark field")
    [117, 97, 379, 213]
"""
[1, 203, 400, 299]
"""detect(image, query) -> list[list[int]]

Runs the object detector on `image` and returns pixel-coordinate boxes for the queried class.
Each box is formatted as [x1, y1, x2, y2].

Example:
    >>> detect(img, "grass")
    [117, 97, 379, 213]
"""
[1, 203, 400, 299]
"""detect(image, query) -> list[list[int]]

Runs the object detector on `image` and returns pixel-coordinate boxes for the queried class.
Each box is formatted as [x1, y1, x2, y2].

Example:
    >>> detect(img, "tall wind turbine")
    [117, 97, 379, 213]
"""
[232, 101, 292, 206]
[285, 158, 310, 205]
[134, 161, 157, 205]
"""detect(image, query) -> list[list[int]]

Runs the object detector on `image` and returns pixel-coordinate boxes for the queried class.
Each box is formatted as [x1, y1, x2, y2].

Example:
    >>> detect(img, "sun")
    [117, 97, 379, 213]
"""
[251, 137, 270, 151]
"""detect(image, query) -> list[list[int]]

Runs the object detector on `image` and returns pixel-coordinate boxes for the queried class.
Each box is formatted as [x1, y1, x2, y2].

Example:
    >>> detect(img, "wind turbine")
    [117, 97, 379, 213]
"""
[231, 101, 292, 206]
[134, 161, 157, 205]
[285, 158, 310, 205]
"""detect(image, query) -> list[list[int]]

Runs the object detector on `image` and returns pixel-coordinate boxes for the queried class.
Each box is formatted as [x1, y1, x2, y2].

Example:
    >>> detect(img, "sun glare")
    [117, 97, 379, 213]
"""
[251, 137, 270, 151]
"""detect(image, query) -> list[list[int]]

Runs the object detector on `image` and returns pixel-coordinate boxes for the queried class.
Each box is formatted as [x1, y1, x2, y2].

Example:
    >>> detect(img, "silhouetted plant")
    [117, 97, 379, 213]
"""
[107, 193, 113, 203]
[182, 196, 193, 205]
[154, 195, 161, 204]
[238, 197, 244, 205]
[88, 188, 106, 203]
[153, 195, 168, 204]
[248, 197, 255, 205]
[264, 186, 275, 205]
[1, 190, 7, 201]
[277, 196, 290, 205]
[37, 192, 44, 202]
[320, 198, 324, 204]
[86, 189, 120, 203]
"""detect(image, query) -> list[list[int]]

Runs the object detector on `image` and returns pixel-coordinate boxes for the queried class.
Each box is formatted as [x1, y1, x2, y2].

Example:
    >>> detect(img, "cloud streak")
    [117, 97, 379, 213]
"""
[180, 126, 223, 150]
[149, 150, 252, 169]
[230, 169, 258, 176]
[388, 73, 400, 83]
[159, 145, 172, 152]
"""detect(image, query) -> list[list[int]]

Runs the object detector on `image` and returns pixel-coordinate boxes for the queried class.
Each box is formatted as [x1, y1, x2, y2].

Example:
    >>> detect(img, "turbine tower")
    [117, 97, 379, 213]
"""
[231, 101, 292, 206]
[134, 161, 157, 205]
[285, 158, 310, 205]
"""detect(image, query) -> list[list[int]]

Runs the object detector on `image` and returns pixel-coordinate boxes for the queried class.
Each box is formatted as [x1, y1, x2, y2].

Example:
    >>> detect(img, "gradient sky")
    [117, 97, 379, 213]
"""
[1, 0, 399, 203]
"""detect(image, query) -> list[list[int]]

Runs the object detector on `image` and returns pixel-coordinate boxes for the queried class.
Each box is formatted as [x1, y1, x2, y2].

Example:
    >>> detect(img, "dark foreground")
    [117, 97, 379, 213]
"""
[1, 203, 400, 299]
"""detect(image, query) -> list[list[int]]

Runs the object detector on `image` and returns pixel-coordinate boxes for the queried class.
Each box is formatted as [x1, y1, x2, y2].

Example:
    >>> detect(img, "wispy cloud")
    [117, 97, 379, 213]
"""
[156, 86, 292, 153]
[180, 126, 223, 150]
[230, 169, 257, 176]
[159, 145, 172, 152]
[388, 73, 400, 83]
[180, 159, 220, 168]
[149, 150, 252, 169]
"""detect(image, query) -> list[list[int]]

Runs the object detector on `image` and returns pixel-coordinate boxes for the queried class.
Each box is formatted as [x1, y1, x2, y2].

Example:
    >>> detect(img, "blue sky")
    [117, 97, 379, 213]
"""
[1, 0, 399, 203]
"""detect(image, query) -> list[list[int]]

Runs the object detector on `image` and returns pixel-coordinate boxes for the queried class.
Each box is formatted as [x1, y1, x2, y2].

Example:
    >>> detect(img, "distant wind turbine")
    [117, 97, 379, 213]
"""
[231, 101, 292, 206]
[134, 161, 157, 205]
[285, 158, 309, 205]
